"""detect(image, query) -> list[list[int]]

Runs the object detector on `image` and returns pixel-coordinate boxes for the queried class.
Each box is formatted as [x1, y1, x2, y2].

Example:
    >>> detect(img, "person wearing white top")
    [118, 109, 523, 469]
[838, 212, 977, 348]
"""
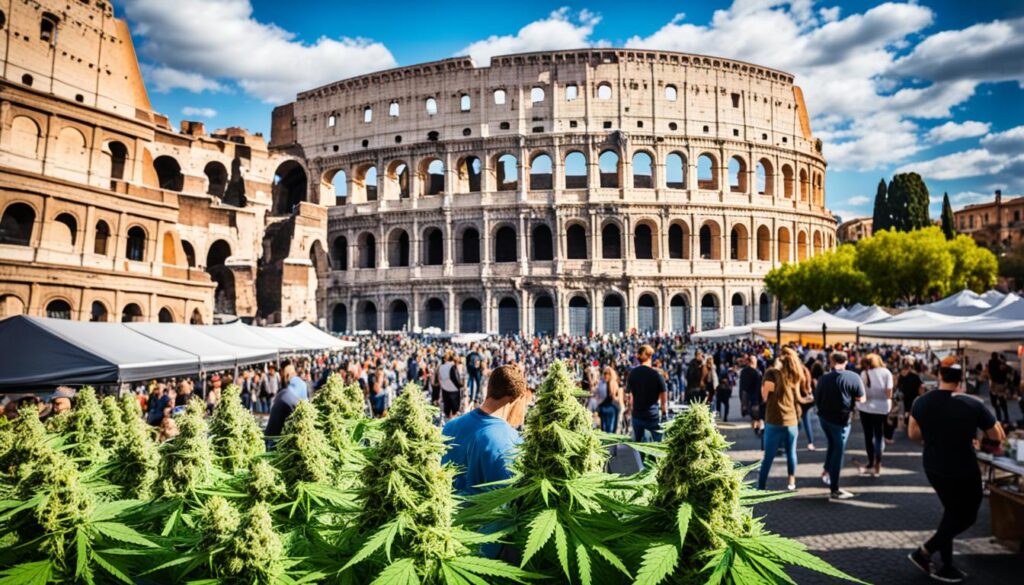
[858, 353, 894, 477]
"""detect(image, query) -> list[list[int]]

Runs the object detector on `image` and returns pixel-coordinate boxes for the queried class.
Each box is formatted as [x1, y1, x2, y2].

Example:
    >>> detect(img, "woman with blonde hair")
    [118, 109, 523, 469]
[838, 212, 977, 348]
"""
[702, 356, 718, 404]
[757, 346, 805, 490]
[858, 352, 893, 476]
[596, 366, 624, 434]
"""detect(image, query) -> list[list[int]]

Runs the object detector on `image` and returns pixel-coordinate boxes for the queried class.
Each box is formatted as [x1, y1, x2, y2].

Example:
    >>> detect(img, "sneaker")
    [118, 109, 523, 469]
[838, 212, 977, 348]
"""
[908, 547, 932, 576]
[821, 472, 831, 486]
[807, 443, 816, 451]
[786, 483, 797, 491]
[930, 565, 966, 583]
[829, 489, 855, 500]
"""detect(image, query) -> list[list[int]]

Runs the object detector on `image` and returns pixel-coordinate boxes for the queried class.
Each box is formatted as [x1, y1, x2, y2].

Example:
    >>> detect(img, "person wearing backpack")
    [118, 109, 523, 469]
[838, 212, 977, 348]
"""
[466, 346, 484, 404]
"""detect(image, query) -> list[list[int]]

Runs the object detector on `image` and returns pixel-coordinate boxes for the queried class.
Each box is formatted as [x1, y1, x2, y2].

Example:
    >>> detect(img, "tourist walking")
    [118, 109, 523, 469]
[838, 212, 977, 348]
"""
[756, 348, 804, 491]
[625, 345, 668, 442]
[702, 356, 718, 405]
[466, 345, 484, 404]
[987, 352, 1011, 425]
[596, 366, 623, 434]
[684, 354, 704, 404]
[858, 353, 893, 477]
[908, 355, 1005, 583]
[438, 351, 463, 421]
[813, 351, 865, 500]
[739, 354, 764, 439]
[714, 363, 734, 422]
[896, 358, 925, 433]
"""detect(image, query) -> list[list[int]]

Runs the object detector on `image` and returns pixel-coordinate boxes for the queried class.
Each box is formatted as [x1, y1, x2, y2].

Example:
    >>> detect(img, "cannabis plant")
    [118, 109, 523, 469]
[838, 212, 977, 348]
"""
[345, 385, 535, 585]
[209, 383, 265, 473]
[637, 404, 862, 585]
[312, 373, 371, 484]
[65, 386, 108, 462]
[156, 399, 216, 499]
[106, 395, 160, 500]
[100, 395, 127, 451]
[271, 400, 334, 487]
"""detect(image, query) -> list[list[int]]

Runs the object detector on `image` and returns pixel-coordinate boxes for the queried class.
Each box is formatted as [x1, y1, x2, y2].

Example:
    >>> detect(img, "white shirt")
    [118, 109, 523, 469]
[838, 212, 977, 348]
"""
[859, 367, 893, 415]
[439, 362, 458, 393]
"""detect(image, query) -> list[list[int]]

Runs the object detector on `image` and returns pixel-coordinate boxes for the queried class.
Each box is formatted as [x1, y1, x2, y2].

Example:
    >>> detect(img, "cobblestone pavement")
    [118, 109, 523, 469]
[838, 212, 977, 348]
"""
[715, 395, 1023, 585]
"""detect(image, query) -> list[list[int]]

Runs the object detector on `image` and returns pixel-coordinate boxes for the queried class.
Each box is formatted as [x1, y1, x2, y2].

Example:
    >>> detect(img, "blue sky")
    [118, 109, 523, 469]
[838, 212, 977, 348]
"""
[117, 0, 1024, 221]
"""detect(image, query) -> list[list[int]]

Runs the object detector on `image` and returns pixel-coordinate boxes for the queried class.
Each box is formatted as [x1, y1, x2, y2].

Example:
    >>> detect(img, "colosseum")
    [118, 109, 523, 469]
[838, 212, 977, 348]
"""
[0, 0, 325, 325]
[277, 49, 836, 336]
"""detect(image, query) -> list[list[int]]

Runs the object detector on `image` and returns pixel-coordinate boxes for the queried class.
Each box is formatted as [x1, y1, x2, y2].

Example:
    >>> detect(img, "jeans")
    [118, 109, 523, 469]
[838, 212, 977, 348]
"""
[598, 402, 621, 434]
[820, 418, 851, 493]
[757, 424, 798, 489]
[991, 394, 1010, 424]
[631, 416, 662, 443]
[924, 472, 983, 567]
[859, 412, 887, 466]
[799, 408, 816, 445]
[715, 391, 731, 421]
[467, 369, 483, 402]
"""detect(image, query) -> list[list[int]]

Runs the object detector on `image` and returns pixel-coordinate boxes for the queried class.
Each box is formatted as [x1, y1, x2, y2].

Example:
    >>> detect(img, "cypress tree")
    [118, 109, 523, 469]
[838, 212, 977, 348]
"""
[887, 173, 931, 231]
[871, 178, 889, 232]
[941, 192, 956, 240]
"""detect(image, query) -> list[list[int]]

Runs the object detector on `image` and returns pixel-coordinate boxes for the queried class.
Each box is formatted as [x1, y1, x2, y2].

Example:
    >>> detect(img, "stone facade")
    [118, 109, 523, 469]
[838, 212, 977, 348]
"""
[954, 190, 1024, 251]
[837, 217, 872, 243]
[276, 49, 836, 335]
[0, 1, 325, 325]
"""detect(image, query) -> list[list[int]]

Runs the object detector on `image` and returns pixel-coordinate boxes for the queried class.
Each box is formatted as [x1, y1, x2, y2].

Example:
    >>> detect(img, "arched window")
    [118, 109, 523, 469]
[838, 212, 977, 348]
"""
[363, 107, 372, 123]
[729, 156, 747, 193]
[460, 298, 482, 333]
[332, 303, 348, 333]
[53, 213, 77, 249]
[40, 12, 59, 44]
[699, 222, 721, 260]
[599, 150, 620, 188]
[358, 232, 376, 269]
[158, 307, 174, 323]
[494, 226, 517, 263]
[759, 292, 772, 322]
[358, 300, 378, 332]
[457, 157, 481, 193]
[460, 94, 471, 112]
[498, 297, 519, 334]
[668, 223, 688, 259]
[602, 223, 621, 259]
[565, 84, 579, 101]
[332, 236, 348, 270]
[666, 153, 686, 189]
[732, 293, 748, 326]
[93, 220, 110, 255]
[153, 155, 183, 191]
[534, 295, 556, 336]
[327, 114, 336, 127]
[756, 226, 771, 261]
[360, 166, 378, 201]
[121, 303, 143, 323]
[597, 83, 612, 100]
[46, 299, 71, 320]
[568, 296, 591, 336]
[460, 228, 480, 264]
[797, 230, 808, 261]
[495, 154, 518, 191]
[778, 227, 792, 262]
[700, 294, 719, 330]
[637, 294, 658, 332]
[272, 160, 307, 215]
[697, 154, 717, 190]
[56, 127, 88, 169]
[90, 301, 108, 322]
[190, 308, 204, 325]
[531, 225, 553, 261]
[799, 169, 809, 202]
[10, 116, 41, 157]
[529, 154, 552, 190]
[181, 240, 195, 267]
[389, 300, 409, 331]
[331, 169, 348, 201]
[107, 141, 128, 180]
[632, 152, 653, 189]
[756, 159, 774, 196]
[126, 226, 146, 261]
[423, 159, 444, 195]
[670, 295, 690, 332]
[425, 97, 438, 115]
[730, 225, 749, 261]
[423, 227, 444, 266]
[424, 298, 445, 330]
[204, 161, 228, 198]
[566, 224, 587, 260]
[634, 223, 654, 259]
[603, 294, 624, 333]
[782, 165, 794, 198]
[665, 85, 678, 101]
[813, 230, 823, 255]
[386, 161, 409, 199]
[389, 101, 400, 117]
[389, 230, 410, 267]
[564, 151, 587, 189]
[530, 87, 545, 103]
[493, 89, 506, 105]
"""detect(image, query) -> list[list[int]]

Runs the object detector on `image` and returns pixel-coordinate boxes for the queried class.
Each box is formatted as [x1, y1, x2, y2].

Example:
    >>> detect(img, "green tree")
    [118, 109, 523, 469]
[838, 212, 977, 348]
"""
[947, 234, 998, 291]
[871, 178, 890, 232]
[886, 173, 931, 231]
[940, 192, 956, 240]
[1000, 242, 1024, 290]
[856, 227, 952, 304]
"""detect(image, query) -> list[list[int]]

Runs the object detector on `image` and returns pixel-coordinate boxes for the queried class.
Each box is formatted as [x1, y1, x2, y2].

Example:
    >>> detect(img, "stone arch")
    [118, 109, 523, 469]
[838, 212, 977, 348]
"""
[531, 224, 553, 261]
[756, 225, 771, 261]
[181, 239, 195, 267]
[637, 293, 658, 332]
[533, 294, 555, 336]
[126, 225, 146, 261]
[732, 292, 749, 326]
[759, 292, 772, 322]
[322, 168, 348, 204]
[56, 126, 88, 169]
[161, 231, 177, 265]
[357, 231, 377, 269]
[529, 153, 553, 190]
[158, 307, 175, 323]
[797, 230, 808, 261]
[94, 220, 111, 255]
[729, 223, 749, 261]
[756, 158, 774, 196]
[460, 298, 483, 333]
[668, 221, 689, 259]
[331, 302, 348, 332]
[386, 160, 410, 199]
[10, 116, 41, 156]
[190, 308, 204, 325]
[813, 230, 823, 255]
[601, 221, 622, 259]
[357, 300, 377, 332]
[567, 295, 591, 336]
[389, 299, 409, 331]
[670, 294, 690, 332]
[121, 302, 144, 323]
[423, 297, 445, 330]
[777, 227, 792, 262]
[632, 151, 654, 189]
[813, 172, 824, 205]
[564, 151, 588, 189]
[104, 140, 128, 180]
[697, 153, 718, 190]
[332, 235, 348, 270]
[422, 226, 444, 265]
[494, 225, 517, 263]
[633, 219, 658, 259]
[89, 300, 109, 322]
[272, 159, 307, 214]
[598, 149, 620, 188]
[458, 226, 480, 264]
[153, 155, 184, 192]
[204, 161, 228, 198]
[498, 296, 519, 334]
[799, 169, 809, 202]
[207, 239, 235, 315]
[420, 158, 445, 196]
[388, 228, 410, 267]
[355, 164, 378, 201]
[494, 153, 519, 191]
[782, 164, 795, 198]
[53, 212, 77, 249]
[728, 155, 748, 193]
[602, 293, 625, 333]
[699, 220, 721, 260]
[665, 152, 686, 189]
[565, 222, 588, 260]
[456, 155, 481, 193]
[700, 292, 720, 330]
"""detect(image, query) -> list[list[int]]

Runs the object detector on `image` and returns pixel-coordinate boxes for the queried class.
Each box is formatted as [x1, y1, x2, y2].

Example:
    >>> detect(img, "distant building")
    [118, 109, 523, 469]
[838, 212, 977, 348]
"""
[837, 217, 872, 243]
[954, 190, 1024, 251]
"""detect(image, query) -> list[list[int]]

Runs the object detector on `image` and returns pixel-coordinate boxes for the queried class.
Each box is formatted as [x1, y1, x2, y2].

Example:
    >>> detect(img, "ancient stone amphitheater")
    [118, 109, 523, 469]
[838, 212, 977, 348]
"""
[276, 49, 836, 335]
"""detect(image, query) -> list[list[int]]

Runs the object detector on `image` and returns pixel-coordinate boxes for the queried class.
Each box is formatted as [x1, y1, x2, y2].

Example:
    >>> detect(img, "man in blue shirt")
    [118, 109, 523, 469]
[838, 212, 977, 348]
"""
[442, 364, 532, 495]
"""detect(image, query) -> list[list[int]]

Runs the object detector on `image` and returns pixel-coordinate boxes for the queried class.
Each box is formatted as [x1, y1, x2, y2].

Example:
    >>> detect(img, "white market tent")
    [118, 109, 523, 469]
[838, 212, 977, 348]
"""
[978, 293, 1024, 320]
[752, 310, 863, 344]
[0, 316, 350, 390]
[847, 305, 891, 323]
[980, 289, 1007, 306]
[691, 325, 756, 342]
[833, 307, 853, 319]
[918, 289, 992, 317]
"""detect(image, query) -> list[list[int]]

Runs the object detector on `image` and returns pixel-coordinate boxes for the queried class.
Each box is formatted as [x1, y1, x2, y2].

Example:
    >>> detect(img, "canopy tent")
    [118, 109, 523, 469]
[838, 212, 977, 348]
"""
[980, 289, 1007, 305]
[847, 305, 891, 323]
[198, 321, 283, 352]
[0, 316, 200, 389]
[752, 310, 863, 344]
[285, 322, 357, 349]
[978, 293, 1024, 320]
[833, 307, 853, 319]
[691, 325, 755, 342]
[785, 305, 814, 321]
[919, 289, 992, 317]
[126, 322, 277, 371]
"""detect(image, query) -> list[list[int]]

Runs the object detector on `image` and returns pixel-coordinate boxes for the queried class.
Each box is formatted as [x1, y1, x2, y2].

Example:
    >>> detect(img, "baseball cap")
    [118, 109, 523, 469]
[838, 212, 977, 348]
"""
[940, 355, 962, 369]
[50, 387, 75, 402]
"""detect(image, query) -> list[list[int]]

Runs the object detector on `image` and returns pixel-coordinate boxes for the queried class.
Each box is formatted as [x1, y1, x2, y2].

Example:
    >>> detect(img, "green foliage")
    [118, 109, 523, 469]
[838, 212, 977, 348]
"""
[209, 383, 265, 473]
[66, 386, 107, 462]
[941, 192, 956, 240]
[107, 396, 160, 499]
[1000, 242, 1024, 289]
[156, 399, 215, 498]
[871, 178, 890, 232]
[887, 172, 931, 232]
[313, 373, 370, 483]
[764, 245, 869, 310]
[856, 227, 952, 305]
[947, 234, 998, 292]
[100, 395, 127, 451]
[271, 400, 334, 486]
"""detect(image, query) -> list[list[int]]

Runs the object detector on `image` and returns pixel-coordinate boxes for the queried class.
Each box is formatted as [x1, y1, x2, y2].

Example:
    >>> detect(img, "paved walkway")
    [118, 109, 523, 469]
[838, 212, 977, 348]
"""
[717, 396, 1022, 584]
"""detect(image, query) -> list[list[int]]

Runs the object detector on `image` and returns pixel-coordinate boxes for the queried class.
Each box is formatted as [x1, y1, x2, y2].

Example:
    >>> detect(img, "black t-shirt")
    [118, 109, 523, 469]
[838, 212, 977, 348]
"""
[813, 369, 864, 426]
[626, 364, 667, 420]
[739, 366, 763, 404]
[988, 358, 1007, 384]
[897, 372, 923, 405]
[912, 390, 996, 478]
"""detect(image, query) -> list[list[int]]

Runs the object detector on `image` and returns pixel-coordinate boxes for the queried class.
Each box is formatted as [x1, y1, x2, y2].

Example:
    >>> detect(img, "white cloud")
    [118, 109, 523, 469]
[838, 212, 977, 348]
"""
[889, 17, 1024, 84]
[947, 191, 996, 211]
[124, 0, 396, 103]
[847, 195, 870, 205]
[459, 8, 601, 66]
[895, 149, 1007, 180]
[182, 106, 217, 118]
[924, 120, 991, 144]
[980, 126, 1024, 156]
